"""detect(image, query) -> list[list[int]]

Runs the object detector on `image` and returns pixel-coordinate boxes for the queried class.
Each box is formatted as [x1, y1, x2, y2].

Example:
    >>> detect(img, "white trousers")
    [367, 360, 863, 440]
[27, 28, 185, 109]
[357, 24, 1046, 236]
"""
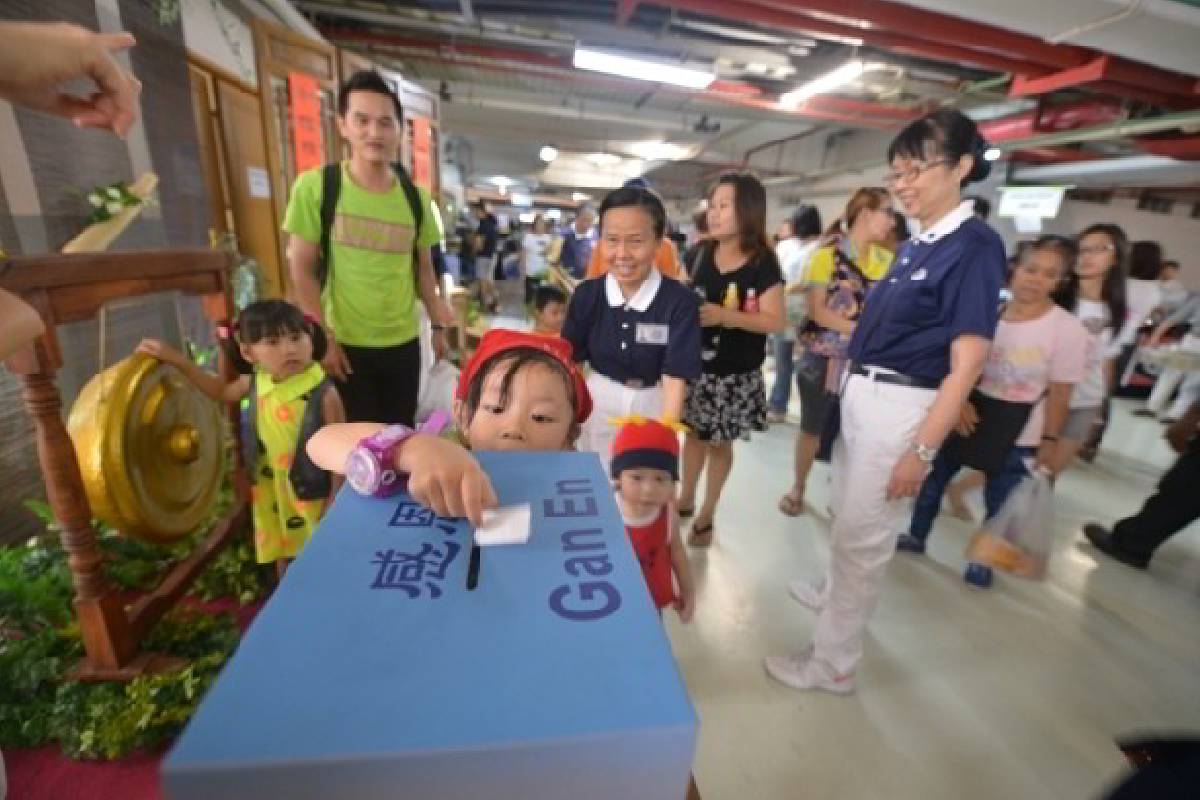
[581, 372, 665, 477]
[811, 372, 937, 676]
[1147, 334, 1200, 419]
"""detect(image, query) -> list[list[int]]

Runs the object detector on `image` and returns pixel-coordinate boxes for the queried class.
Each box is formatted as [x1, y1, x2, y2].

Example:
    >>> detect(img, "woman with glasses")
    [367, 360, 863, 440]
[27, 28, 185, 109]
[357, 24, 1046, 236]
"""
[765, 108, 1006, 694]
[1049, 224, 1129, 470]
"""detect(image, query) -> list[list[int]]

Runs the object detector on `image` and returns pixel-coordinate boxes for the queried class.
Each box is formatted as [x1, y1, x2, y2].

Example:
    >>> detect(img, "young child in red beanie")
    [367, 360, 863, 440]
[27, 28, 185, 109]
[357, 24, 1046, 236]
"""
[611, 418, 696, 622]
[307, 329, 593, 525]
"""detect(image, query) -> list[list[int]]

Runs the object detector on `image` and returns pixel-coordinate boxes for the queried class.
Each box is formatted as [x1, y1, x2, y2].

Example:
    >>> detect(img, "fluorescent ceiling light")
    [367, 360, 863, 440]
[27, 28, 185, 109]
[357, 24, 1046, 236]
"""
[574, 46, 715, 89]
[539, 145, 559, 163]
[983, 147, 1003, 162]
[571, 192, 592, 202]
[545, 209, 562, 220]
[779, 60, 869, 109]
[510, 193, 533, 207]
[488, 176, 514, 194]
[518, 211, 537, 224]
[586, 152, 622, 166]
[630, 141, 692, 161]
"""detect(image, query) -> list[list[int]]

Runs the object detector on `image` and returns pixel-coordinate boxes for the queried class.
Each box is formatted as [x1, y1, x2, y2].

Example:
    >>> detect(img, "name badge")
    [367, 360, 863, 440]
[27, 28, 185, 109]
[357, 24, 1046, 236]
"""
[635, 323, 669, 345]
[910, 268, 928, 281]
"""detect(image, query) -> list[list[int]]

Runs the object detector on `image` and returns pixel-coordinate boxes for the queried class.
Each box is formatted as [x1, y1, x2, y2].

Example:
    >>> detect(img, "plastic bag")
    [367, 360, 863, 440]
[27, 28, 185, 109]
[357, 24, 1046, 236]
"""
[417, 359, 459, 424]
[965, 472, 1055, 579]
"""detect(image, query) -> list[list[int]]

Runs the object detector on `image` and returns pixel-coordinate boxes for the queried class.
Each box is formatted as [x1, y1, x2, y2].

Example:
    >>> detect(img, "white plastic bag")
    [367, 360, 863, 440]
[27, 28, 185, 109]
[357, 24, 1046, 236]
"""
[417, 359, 459, 424]
[965, 472, 1055, 579]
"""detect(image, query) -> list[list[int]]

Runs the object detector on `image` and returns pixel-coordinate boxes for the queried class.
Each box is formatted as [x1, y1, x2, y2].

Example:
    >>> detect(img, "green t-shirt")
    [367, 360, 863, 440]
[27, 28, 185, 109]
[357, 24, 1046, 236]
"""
[282, 162, 439, 347]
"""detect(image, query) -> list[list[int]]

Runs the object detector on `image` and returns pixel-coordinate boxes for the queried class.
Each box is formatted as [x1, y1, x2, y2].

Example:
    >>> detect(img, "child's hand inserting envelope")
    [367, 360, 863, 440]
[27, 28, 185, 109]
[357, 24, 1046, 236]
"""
[473, 503, 532, 546]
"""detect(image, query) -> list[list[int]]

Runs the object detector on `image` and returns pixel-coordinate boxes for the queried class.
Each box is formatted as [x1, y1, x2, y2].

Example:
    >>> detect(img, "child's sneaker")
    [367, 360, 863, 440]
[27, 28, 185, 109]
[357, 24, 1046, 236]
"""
[787, 579, 828, 611]
[764, 653, 855, 695]
[963, 562, 994, 588]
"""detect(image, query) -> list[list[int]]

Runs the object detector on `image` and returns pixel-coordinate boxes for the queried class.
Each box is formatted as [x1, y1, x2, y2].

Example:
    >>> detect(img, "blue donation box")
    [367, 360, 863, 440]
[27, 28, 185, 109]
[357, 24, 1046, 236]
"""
[163, 451, 697, 799]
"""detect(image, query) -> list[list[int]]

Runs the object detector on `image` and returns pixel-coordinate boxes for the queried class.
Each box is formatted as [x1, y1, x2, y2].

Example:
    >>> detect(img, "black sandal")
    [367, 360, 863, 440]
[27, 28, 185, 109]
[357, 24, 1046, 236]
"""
[677, 503, 695, 518]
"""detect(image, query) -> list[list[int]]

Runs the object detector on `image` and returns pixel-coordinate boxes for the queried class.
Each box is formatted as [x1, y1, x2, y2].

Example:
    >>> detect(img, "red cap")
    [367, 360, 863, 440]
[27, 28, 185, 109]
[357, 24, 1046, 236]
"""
[611, 418, 680, 480]
[456, 329, 592, 423]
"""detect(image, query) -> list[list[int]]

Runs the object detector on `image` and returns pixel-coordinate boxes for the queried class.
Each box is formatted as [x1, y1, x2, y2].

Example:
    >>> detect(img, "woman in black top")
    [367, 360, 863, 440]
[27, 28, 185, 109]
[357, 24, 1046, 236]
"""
[679, 173, 785, 545]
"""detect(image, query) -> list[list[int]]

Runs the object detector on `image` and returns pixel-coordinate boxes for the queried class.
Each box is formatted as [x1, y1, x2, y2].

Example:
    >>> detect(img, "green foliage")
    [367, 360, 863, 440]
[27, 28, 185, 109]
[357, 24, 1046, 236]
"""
[0, 480, 266, 759]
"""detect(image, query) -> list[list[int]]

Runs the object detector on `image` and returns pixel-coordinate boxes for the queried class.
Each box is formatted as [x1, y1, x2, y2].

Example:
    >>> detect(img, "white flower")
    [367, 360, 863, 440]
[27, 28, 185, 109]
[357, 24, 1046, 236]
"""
[88, 193, 103, 207]
[106, 201, 124, 215]
[106, 186, 122, 200]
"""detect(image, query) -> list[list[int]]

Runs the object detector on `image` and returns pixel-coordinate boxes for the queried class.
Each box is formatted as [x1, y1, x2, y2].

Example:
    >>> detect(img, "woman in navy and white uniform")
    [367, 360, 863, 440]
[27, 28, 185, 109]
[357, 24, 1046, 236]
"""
[562, 185, 702, 473]
[766, 108, 1007, 695]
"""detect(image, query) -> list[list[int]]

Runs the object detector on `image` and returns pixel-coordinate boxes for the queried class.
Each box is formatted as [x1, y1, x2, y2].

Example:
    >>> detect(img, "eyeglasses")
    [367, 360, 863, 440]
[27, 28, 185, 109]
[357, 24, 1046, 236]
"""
[884, 159, 951, 187]
[1078, 244, 1115, 255]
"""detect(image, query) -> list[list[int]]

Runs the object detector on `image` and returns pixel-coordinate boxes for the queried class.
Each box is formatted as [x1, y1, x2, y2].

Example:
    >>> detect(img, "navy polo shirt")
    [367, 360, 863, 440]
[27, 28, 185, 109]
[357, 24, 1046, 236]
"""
[847, 209, 1005, 383]
[562, 269, 702, 386]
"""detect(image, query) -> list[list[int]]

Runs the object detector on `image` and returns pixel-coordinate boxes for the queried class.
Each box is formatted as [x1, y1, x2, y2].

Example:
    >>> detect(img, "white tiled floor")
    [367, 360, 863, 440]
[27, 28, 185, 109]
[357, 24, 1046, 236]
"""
[667, 390, 1200, 800]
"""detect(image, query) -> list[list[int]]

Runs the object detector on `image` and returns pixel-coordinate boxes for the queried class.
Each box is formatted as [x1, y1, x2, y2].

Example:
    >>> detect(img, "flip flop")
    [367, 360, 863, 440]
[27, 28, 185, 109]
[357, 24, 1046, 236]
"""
[677, 503, 695, 518]
[688, 520, 714, 547]
[778, 491, 804, 517]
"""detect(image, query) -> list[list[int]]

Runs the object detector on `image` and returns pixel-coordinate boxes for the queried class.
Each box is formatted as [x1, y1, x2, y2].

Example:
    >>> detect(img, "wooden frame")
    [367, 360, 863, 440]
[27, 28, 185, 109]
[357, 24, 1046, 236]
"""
[0, 250, 248, 680]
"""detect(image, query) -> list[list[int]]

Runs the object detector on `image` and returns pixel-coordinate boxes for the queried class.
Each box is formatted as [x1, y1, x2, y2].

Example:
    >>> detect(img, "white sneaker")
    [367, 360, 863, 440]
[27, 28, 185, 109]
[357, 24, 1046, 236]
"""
[764, 653, 856, 695]
[787, 579, 828, 611]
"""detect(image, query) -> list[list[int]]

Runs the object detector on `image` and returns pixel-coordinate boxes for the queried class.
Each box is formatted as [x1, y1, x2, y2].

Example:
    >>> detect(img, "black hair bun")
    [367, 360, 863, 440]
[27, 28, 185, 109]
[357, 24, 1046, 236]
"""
[966, 136, 993, 185]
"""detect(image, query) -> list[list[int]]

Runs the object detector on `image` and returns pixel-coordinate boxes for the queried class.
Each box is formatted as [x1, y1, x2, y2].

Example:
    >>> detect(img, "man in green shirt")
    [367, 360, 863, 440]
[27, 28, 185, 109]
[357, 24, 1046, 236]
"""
[284, 70, 452, 426]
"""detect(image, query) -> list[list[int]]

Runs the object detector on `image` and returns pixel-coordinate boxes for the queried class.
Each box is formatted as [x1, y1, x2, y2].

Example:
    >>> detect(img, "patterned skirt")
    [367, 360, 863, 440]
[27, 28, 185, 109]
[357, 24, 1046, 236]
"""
[684, 369, 769, 442]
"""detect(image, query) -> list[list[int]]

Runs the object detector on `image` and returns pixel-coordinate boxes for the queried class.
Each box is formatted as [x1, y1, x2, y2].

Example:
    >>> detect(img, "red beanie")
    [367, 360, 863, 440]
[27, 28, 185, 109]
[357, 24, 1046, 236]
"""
[456, 329, 593, 423]
[611, 418, 680, 480]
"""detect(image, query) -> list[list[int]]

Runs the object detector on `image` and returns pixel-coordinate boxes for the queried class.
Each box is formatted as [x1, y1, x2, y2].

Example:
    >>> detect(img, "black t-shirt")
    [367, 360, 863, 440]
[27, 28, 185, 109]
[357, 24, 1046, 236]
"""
[476, 214, 500, 257]
[691, 243, 784, 376]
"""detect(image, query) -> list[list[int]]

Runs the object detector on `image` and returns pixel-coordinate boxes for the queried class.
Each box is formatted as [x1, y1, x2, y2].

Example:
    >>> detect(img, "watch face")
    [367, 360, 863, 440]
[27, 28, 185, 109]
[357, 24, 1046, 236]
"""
[346, 448, 382, 495]
[371, 425, 413, 449]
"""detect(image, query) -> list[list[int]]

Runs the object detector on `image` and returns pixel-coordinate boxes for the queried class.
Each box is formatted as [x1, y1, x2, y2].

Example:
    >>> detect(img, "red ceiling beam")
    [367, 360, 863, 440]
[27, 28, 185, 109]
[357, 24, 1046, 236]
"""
[745, 0, 1086, 69]
[1136, 136, 1200, 161]
[616, 0, 640, 25]
[654, 0, 1055, 77]
[651, 0, 1198, 106]
[1009, 147, 1102, 164]
[1009, 57, 1112, 98]
[977, 100, 1124, 142]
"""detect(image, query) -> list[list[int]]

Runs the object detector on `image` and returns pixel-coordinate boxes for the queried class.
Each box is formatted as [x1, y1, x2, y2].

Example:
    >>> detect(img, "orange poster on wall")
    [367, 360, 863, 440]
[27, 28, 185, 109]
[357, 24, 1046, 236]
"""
[412, 115, 432, 188]
[288, 72, 323, 174]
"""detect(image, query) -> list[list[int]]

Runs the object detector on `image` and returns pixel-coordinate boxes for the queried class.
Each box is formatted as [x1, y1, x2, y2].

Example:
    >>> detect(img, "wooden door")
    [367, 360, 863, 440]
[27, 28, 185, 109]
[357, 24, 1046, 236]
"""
[216, 80, 286, 298]
[187, 65, 231, 240]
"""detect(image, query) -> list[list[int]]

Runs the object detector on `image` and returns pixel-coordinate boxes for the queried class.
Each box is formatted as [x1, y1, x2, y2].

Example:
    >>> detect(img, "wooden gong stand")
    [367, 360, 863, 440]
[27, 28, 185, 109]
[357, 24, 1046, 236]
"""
[1, 250, 250, 680]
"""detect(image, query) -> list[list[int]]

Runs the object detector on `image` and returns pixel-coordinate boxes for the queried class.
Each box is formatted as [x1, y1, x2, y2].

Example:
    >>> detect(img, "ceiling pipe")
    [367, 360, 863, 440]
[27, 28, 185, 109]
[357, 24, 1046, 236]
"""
[326, 27, 918, 128]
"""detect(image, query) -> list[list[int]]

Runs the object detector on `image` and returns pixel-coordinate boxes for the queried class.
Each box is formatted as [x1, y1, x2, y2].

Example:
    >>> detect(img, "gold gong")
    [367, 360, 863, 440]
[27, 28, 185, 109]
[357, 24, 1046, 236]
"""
[68, 353, 224, 543]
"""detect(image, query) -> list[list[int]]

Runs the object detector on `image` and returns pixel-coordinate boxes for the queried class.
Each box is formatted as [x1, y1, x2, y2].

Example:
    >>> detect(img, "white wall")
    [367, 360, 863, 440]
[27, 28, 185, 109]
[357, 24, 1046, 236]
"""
[182, 0, 258, 86]
[992, 197, 1200, 289]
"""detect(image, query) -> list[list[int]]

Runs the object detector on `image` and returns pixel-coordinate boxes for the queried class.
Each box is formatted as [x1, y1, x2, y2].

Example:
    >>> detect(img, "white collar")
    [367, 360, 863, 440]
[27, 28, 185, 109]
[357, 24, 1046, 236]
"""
[605, 268, 662, 312]
[915, 200, 975, 244]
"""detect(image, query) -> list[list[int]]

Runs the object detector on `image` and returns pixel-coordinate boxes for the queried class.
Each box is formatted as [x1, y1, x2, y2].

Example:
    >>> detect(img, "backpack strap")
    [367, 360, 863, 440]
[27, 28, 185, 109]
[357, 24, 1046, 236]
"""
[241, 374, 260, 479]
[317, 163, 342, 288]
[289, 378, 334, 501]
[391, 162, 424, 238]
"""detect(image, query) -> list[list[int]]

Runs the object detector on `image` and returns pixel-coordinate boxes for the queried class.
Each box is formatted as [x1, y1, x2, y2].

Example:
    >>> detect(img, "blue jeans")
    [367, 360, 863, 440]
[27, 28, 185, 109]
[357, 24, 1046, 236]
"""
[908, 446, 1035, 542]
[768, 335, 795, 413]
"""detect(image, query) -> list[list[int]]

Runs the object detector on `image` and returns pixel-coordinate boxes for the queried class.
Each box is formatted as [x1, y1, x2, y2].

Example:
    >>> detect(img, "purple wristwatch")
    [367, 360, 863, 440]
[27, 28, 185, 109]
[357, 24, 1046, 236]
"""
[345, 410, 451, 498]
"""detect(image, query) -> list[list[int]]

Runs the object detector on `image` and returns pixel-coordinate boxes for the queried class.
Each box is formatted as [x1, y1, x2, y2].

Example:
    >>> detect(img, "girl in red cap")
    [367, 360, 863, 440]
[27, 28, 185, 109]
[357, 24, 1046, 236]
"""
[610, 418, 696, 622]
[307, 329, 592, 524]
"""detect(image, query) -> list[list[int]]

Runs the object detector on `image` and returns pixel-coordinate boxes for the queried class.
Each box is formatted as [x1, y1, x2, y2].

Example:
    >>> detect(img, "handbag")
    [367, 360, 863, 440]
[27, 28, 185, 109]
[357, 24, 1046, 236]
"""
[940, 389, 1037, 474]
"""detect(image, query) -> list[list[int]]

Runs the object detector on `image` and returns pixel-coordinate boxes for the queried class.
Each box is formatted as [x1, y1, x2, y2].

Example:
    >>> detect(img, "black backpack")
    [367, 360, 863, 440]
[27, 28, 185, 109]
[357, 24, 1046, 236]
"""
[316, 162, 424, 288]
[242, 375, 334, 501]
